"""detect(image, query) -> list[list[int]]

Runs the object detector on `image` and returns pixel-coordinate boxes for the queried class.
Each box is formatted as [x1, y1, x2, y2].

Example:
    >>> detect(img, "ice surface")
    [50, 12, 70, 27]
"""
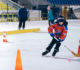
[0, 20, 80, 70]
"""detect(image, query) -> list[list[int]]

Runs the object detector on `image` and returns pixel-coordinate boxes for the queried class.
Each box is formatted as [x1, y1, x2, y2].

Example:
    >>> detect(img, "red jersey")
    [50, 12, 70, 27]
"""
[48, 23, 67, 40]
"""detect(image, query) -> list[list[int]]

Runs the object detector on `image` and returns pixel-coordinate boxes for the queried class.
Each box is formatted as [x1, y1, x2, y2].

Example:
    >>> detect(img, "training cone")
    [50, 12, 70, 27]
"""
[3, 32, 8, 42]
[15, 49, 23, 70]
[78, 40, 80, 54]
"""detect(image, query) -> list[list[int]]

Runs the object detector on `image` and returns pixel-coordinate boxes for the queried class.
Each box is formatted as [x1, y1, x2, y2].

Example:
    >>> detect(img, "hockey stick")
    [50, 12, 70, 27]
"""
[64, 45, 80, 57]
[64, 45, 72, 52]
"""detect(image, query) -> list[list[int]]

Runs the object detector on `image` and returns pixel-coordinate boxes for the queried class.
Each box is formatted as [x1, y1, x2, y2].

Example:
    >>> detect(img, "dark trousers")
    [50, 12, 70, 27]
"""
[19, 20, 26, 30]
[46, 38, 61, 53]
[48, 20, 54, 26]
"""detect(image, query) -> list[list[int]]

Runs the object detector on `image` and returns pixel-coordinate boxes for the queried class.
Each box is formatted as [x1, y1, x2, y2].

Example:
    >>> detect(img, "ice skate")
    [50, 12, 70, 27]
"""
[42, 50, 49, 56]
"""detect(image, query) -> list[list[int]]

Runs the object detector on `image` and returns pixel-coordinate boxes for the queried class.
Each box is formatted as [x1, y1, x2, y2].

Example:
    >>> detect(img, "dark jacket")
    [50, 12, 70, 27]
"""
[18, 8, 28, 21]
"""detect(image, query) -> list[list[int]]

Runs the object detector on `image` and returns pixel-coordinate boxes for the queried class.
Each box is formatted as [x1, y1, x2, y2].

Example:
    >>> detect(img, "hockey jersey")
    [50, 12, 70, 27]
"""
[48, 23, 67, 41]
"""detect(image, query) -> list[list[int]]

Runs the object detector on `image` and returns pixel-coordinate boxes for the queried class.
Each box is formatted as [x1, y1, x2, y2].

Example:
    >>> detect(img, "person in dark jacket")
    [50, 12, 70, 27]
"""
[18, 4, 28, 30]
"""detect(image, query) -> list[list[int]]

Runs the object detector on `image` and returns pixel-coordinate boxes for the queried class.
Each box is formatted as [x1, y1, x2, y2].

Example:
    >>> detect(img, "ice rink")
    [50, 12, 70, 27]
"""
[0, 20, 80, 70]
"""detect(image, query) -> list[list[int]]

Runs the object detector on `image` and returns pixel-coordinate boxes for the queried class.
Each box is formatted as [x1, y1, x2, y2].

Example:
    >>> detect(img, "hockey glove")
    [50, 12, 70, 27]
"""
[50, 33, 54, 38]
[58, 38, 63, 42]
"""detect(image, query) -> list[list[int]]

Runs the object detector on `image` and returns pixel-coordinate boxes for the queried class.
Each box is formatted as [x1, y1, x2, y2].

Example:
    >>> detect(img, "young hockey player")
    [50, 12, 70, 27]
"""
[47, 6, 54, 26]
[42, 19, 67, 56]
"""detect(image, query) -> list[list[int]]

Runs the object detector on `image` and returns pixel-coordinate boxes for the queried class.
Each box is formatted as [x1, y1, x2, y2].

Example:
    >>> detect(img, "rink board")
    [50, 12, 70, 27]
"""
[0, 28, 40, 35]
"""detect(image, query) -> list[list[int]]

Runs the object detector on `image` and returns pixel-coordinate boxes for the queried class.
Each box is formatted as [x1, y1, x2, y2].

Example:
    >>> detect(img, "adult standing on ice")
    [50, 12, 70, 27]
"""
[18, 4, 28, 30]
[47, 6, 54, 26]
[42, 19, 67, 56]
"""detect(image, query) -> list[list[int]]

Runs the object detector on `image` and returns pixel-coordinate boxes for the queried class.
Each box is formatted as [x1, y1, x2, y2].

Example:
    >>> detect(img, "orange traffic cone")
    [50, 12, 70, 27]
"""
[15, 49, 23, 70]
[3, 32, 8, 42]
[78, 40, 80, 54]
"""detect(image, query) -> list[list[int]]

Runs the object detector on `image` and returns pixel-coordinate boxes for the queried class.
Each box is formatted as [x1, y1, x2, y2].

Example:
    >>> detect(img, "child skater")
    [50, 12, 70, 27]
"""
[42, 19, 68, 56]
